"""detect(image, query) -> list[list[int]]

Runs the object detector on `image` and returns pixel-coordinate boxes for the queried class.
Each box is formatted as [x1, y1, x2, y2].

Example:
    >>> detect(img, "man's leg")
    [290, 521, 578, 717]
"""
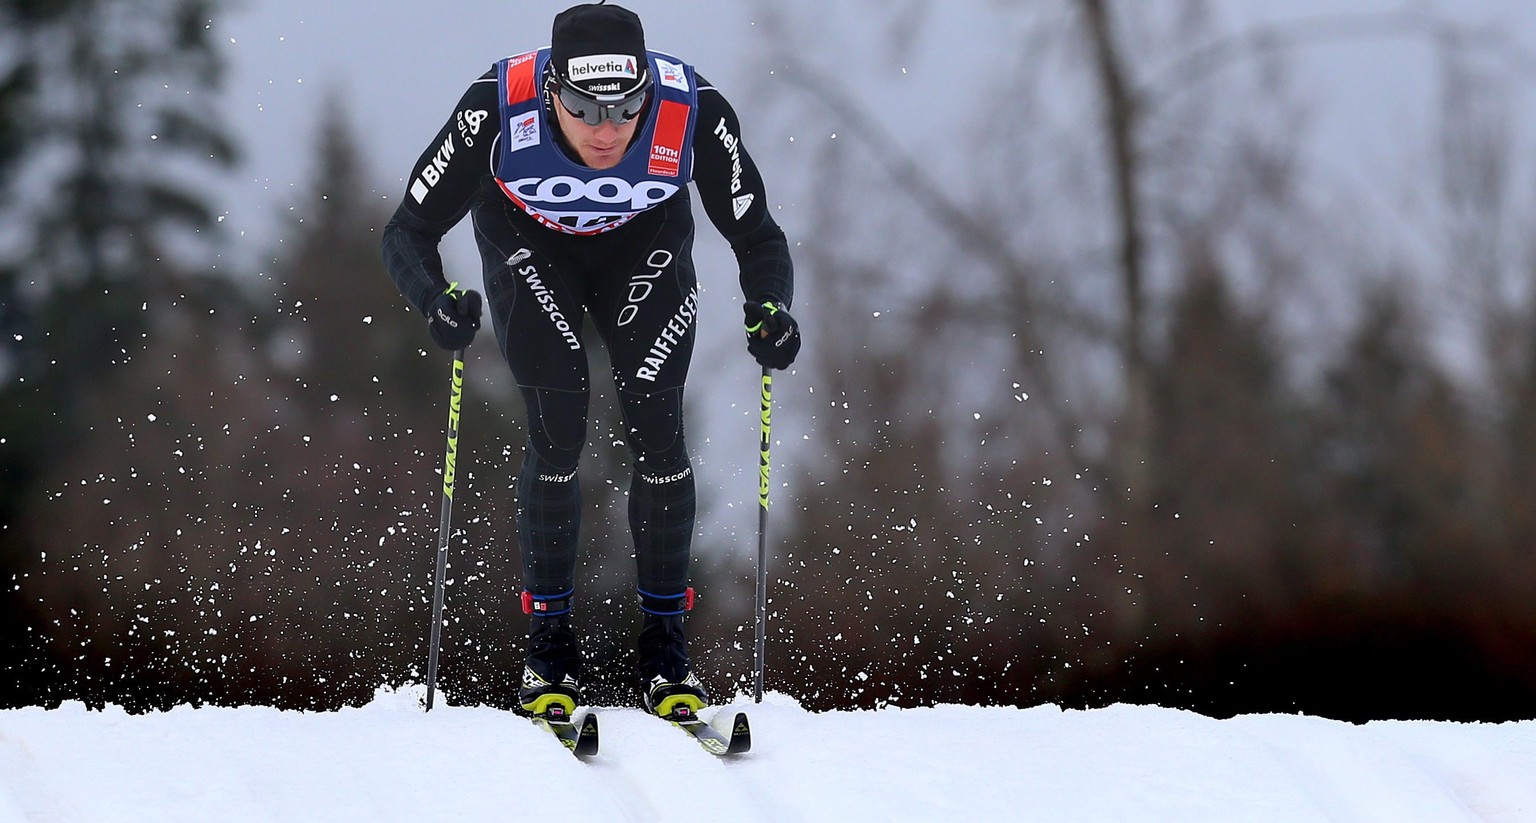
[589, 201, 709, 713]
[476, 206, 592, 714]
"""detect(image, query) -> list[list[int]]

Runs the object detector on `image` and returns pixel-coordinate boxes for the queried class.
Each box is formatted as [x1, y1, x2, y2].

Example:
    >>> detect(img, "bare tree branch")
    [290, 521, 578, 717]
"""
[1141, 6, 1536, 111]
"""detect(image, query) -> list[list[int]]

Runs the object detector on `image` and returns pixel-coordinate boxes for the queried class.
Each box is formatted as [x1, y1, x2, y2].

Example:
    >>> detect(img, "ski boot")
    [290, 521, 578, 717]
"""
[642, 670, 710, 721]
[517, 595, 582, 721]
[635, 590, 710, 720]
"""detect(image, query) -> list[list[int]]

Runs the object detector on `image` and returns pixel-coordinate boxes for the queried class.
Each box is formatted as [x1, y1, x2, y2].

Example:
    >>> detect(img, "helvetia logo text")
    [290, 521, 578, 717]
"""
[566, 54, 637, 81]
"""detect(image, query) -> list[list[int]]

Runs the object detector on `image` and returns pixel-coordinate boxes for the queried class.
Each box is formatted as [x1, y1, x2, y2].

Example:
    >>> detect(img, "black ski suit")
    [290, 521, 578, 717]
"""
[379, 60, 792, 608]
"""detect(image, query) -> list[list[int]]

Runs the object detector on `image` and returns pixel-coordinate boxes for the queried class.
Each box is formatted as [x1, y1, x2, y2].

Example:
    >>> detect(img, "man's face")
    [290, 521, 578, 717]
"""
[551, 93, 641, 170]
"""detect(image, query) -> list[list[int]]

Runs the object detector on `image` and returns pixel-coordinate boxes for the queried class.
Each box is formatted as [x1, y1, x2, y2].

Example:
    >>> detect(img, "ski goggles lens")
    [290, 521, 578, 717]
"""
[557, 83, 649, 126]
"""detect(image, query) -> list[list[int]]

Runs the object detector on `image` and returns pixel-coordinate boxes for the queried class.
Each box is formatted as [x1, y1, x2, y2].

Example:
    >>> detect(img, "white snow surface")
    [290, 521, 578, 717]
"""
[2, 687, 1534, 822]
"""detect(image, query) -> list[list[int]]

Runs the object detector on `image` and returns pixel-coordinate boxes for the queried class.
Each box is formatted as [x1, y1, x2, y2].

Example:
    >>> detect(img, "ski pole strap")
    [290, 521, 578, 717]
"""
[521, 589, 573, 617]
[637, 587, 695, 616]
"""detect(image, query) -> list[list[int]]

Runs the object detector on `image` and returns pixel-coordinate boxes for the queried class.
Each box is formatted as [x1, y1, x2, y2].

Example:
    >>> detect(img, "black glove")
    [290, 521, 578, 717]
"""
[743, 301, 800, 370]
[426, 284, 482, 351]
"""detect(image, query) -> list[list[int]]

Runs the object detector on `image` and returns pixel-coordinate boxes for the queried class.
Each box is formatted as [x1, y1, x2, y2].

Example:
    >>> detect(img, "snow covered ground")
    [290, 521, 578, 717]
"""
[2, 687, 1533, 822]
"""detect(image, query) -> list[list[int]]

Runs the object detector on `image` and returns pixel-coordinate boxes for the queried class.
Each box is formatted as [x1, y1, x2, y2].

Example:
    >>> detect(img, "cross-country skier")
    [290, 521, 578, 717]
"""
[380, 2, 799, 722]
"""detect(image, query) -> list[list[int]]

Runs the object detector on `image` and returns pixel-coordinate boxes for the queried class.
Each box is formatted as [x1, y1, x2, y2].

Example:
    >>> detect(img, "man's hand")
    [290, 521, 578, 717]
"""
[427, 283, 482, 351]
[743, 301, 800, 370]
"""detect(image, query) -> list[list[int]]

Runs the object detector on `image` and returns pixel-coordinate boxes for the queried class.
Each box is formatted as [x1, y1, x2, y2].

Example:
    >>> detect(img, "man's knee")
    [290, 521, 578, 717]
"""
[619, 388, 687, 463]
[522, 386, 590, 468]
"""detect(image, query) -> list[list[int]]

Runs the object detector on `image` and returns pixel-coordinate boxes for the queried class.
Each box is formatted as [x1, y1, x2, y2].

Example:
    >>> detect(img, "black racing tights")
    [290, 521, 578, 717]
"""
[474, 189, 700, 604]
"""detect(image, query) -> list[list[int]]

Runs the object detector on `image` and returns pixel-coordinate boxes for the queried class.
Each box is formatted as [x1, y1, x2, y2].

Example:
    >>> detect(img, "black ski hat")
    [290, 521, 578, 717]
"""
[550, 2, 649, 100]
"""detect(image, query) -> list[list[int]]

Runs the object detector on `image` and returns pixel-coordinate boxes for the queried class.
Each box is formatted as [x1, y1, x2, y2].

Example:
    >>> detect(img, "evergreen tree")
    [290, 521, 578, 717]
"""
[1143, 257, 1305, 617]
[1312, 286, 1477, 592]
[0, 0, 237, 708]
[0, 0, 235, 473]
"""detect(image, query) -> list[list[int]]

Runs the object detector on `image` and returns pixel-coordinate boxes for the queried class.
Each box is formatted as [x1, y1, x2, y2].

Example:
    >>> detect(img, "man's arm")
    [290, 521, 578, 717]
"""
[380, 68, 501, 315]
[691, 79, 794, 309]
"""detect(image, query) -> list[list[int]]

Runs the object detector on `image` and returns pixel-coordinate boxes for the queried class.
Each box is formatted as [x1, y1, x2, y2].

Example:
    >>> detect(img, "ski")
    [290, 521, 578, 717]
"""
[663, 708, 751, 756]
[532, 709, 600, 758]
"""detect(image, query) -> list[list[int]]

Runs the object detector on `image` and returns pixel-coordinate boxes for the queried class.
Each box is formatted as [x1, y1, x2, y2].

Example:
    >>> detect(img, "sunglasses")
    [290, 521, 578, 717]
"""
[555, 77, 650, 126]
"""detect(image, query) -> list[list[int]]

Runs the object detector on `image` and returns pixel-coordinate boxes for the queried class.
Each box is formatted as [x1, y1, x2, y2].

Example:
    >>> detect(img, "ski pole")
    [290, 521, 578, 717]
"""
[425, 294, 479, 712]
[753, 366, 773, 703]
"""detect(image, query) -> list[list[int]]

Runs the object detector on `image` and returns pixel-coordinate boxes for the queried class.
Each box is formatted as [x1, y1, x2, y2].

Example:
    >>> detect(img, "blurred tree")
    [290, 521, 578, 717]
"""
[1115, 249, 1304, 640]
[1, 0, 236, 708]
[13, 95, 466, 711]
[0, 0, 53, 601]
[277, 97, 440, 407]
[1503, 310, 1536, 550]
[1311, 286, 1482, 595]
[12, 0, 233, 376]
[755, 0, 1309, 708]
[748, 0, 1536, 719]
[1078, 0, 1153, 497]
